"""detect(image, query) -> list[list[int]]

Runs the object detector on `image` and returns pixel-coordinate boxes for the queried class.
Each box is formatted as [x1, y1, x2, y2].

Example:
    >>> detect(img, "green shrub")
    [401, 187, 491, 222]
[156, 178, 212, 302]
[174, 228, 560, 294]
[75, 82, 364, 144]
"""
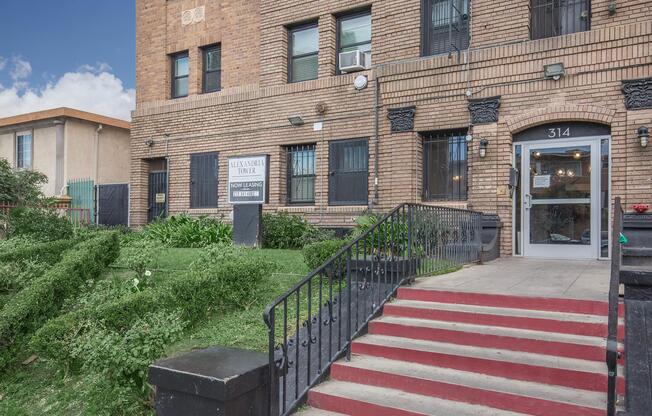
[0, 259, 48, 293]
[114, 240, 161, 280]
[0, 158, 47, 205]
[303, 239, 348, 270]
[144, 214, 232, 248]
[0, 238, 76, 265]
[0, 232, 119, 368]
[262, 212, 334, 249]
[6, 207, 74, 241]
[32, 243, 276, 367]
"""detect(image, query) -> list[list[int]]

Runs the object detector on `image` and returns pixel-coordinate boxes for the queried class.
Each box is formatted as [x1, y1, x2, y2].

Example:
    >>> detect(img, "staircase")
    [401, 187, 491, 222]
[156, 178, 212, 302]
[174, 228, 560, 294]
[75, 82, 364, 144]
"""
[297, 288, 624, 416]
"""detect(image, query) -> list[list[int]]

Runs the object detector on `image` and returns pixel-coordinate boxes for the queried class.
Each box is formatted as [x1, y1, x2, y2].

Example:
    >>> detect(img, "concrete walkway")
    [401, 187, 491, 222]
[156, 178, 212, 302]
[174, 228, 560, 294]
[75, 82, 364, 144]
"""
[414, 257, 611, 301]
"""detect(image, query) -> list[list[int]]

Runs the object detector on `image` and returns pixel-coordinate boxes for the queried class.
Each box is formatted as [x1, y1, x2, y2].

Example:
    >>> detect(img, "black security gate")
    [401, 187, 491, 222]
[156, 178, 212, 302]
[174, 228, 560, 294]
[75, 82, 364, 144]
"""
[329, 138, 368, 206]
[148, 171, 167, 222]
[97, 184, 129, 226]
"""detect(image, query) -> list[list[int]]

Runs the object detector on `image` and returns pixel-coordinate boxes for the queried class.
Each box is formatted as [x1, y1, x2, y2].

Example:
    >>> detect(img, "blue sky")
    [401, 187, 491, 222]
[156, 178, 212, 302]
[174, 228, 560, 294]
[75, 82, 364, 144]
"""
[0, 1, 136, 120]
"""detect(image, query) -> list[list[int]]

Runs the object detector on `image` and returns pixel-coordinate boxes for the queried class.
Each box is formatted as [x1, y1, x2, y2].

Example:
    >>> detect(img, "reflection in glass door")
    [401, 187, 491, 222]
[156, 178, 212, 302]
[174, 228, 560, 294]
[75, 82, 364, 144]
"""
[522, 140, 600, 259]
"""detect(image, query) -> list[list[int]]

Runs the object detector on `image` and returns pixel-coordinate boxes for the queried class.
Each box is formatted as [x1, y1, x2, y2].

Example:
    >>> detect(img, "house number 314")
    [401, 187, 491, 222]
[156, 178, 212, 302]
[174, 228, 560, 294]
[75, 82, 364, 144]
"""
[548, 127, 571, 138]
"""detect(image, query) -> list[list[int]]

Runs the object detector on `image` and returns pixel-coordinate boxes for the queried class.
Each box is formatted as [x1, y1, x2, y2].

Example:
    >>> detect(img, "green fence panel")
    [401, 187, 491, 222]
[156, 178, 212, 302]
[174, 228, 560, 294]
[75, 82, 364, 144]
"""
[67, 178, 95, 224]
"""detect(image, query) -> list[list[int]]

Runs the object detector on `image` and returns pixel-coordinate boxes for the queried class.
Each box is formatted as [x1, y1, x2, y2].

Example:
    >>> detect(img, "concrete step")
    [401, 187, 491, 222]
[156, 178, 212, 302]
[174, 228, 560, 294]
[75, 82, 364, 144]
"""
[308, 380, 528, 416]
[398, 288, 618, 316]
[331, 355, 606, 416]
[369, 315, 625, 362]
[294, 408, 346, 416]
[383, 299, 625, 338]
[351, 334, 625, 393]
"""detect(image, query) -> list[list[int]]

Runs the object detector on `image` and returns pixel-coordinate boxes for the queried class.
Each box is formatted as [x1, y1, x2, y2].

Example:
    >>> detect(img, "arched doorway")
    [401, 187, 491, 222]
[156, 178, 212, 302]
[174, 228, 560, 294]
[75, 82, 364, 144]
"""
[512, 122, 611, 259]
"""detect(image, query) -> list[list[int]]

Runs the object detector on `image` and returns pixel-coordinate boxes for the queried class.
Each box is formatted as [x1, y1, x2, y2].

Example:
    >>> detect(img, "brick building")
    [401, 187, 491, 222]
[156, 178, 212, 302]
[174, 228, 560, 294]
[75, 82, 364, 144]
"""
[131, 0, 652, 259]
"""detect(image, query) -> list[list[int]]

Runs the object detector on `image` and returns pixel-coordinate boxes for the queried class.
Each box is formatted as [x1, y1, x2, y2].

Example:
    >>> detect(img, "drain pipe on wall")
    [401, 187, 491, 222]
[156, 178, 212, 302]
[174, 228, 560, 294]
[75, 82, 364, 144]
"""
[371, 75, 381, 213]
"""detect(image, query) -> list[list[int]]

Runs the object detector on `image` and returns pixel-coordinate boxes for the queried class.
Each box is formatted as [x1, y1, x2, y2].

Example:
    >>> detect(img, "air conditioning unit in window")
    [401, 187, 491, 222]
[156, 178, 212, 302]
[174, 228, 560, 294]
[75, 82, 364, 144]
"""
[339, 50, 371, 73]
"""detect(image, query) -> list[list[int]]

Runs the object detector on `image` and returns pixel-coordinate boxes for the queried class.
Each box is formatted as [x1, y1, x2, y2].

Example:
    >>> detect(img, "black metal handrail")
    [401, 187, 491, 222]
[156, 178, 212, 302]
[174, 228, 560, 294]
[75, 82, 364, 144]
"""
[606, 197, 623, 416]
[263, 203, 483, 415]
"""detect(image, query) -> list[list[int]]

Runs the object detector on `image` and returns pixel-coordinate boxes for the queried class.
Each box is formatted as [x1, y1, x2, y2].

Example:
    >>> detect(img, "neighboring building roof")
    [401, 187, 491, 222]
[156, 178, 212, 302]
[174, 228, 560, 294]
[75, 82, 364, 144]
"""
[0, 107, 130, 131]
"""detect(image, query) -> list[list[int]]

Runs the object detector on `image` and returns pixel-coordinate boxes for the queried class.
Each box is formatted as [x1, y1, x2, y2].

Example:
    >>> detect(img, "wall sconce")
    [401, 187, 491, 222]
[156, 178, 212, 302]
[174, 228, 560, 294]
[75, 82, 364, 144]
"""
[544, 63, 565, 80]
[288, 115, 304, 126]
[479, 139, 489, 158]
[608, 2, 617, 15]
[638, 126, 649, 148]
[145, 139, 155, 147]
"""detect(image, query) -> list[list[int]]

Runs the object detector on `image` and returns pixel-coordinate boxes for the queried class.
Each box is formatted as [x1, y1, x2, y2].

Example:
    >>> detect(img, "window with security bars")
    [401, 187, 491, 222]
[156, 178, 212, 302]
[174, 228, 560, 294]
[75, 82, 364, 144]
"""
[286, 144, 316, 204]
[423, 0, 470, 56]
[423, 131, 468, 201]
[190, 153, 219, 208]
[530, 0, 590, 40]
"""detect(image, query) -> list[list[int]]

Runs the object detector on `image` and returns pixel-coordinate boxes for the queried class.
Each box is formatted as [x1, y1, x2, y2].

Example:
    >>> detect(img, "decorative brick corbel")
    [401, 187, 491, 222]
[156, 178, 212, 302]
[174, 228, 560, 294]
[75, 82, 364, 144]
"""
[622, 77, 652, 110]
[387, 106, 416, 133]
[468, 96, 501, 124]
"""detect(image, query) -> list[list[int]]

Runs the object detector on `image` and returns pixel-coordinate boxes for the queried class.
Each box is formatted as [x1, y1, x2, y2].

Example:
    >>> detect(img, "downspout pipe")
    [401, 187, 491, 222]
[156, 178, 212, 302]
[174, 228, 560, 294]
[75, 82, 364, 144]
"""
[371, 75, 381, 213]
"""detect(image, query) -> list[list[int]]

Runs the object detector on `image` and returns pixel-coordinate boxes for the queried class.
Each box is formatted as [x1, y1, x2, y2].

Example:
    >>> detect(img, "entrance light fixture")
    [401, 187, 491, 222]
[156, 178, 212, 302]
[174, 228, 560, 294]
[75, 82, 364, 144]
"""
[638, 126, 649, 148]
[479, 139, 489, 158]
[288, 115, 304, 126]
[544, 63, 565, 80]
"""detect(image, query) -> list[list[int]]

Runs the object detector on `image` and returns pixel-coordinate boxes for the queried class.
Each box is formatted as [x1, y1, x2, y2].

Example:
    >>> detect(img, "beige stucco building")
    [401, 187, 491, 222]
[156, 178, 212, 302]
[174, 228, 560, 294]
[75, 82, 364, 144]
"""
[0, 108, 131, 197]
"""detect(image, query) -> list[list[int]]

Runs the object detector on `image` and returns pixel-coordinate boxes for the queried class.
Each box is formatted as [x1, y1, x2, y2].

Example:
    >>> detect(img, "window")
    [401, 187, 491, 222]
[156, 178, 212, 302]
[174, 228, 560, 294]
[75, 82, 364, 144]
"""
[423, 131, 468, 201]
[337, 10, 371, 72]
[530, 0, 590, 40]
[288, 23, 319, 83]
[16, 132, 33, 169]
[423, 0, 469, 56]
[329, 138, 368, 205]
[202, 45, 221, 93]
[171, 52, 189, 98]
[286, 144, 316, 204]
[190, 152, 219, 208]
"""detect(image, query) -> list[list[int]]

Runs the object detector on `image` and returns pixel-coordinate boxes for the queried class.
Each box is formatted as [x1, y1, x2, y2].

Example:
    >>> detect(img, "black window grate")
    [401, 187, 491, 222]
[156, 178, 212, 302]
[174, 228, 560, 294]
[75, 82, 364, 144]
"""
[423, 0, 470, 57]
[530, 0, 591, 40]
[329, 138, 369, 206]
[286, 144, 316, 204]
[190, 153, 219, 208]
[423, 130, 468, 201]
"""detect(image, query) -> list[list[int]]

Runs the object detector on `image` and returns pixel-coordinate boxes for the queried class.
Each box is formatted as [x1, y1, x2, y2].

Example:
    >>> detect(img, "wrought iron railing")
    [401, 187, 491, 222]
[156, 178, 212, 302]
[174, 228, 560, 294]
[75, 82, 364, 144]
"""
[263, 203, 483, 415]
[606, 197, 623, 416]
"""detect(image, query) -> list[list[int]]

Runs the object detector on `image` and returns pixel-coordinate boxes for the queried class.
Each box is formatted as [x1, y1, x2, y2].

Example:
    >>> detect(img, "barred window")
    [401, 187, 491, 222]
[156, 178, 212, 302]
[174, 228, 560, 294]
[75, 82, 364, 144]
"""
[530, 0, 590, 40]
[286, 144, 316, 204]
[423, 0, 470, 56]
[190, 152, 219, 208]
[423, 130, 468, 201]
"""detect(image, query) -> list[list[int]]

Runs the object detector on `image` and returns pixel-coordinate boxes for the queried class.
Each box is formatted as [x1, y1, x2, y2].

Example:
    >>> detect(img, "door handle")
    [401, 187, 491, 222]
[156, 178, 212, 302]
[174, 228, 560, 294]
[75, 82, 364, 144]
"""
[525, 194, 532, 210]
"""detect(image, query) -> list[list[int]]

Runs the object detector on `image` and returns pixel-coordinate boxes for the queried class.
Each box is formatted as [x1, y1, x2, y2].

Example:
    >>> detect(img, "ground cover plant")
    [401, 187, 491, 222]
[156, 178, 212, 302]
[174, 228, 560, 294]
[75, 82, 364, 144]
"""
[142, 214, 232, 248]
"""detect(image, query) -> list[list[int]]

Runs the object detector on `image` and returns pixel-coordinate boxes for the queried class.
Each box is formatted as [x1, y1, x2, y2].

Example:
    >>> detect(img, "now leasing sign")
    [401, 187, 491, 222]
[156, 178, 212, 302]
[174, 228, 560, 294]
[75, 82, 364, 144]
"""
[228, 155, 268, 204]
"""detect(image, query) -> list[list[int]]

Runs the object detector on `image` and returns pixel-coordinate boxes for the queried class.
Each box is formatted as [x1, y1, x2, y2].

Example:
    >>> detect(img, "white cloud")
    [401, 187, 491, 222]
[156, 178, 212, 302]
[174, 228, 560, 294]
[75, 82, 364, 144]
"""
[10, 57, 32, 82]
[0, 60, 135, 121]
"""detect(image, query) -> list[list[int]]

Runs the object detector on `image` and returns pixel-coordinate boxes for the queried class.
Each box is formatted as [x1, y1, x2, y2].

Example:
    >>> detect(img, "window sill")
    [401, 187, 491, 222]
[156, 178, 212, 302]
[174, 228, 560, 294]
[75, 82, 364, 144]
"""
[421, 200, 469, 210]
[187, 208, 220, 215]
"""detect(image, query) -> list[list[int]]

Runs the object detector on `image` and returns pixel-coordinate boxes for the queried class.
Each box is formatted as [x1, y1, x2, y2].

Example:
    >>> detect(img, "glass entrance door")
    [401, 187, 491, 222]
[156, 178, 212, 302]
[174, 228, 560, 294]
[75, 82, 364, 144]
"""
[522, 139, 600, 259]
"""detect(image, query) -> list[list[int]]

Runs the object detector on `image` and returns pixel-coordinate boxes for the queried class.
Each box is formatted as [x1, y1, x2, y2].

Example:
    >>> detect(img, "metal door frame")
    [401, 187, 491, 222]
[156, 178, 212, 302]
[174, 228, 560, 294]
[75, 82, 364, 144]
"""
[520, 137, 602, 259]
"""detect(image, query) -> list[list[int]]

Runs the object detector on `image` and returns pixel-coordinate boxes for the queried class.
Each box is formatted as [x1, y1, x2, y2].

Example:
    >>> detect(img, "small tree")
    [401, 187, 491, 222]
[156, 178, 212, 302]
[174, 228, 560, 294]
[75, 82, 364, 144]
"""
[0, 158, 48, 206]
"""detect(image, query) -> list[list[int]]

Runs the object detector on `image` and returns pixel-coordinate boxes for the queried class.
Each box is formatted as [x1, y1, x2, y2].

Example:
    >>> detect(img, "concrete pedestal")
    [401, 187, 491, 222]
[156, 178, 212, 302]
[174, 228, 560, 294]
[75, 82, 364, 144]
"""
[149, 347, 275, 416]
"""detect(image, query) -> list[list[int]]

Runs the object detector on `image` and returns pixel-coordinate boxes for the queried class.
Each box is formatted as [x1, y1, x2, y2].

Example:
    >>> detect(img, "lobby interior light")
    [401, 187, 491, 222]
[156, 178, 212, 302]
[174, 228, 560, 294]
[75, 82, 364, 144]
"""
[479, 139, 489, 158]
[544, 63, 565, 80]
[288, 115, 305, 126]
[638, 126, 649, 148]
